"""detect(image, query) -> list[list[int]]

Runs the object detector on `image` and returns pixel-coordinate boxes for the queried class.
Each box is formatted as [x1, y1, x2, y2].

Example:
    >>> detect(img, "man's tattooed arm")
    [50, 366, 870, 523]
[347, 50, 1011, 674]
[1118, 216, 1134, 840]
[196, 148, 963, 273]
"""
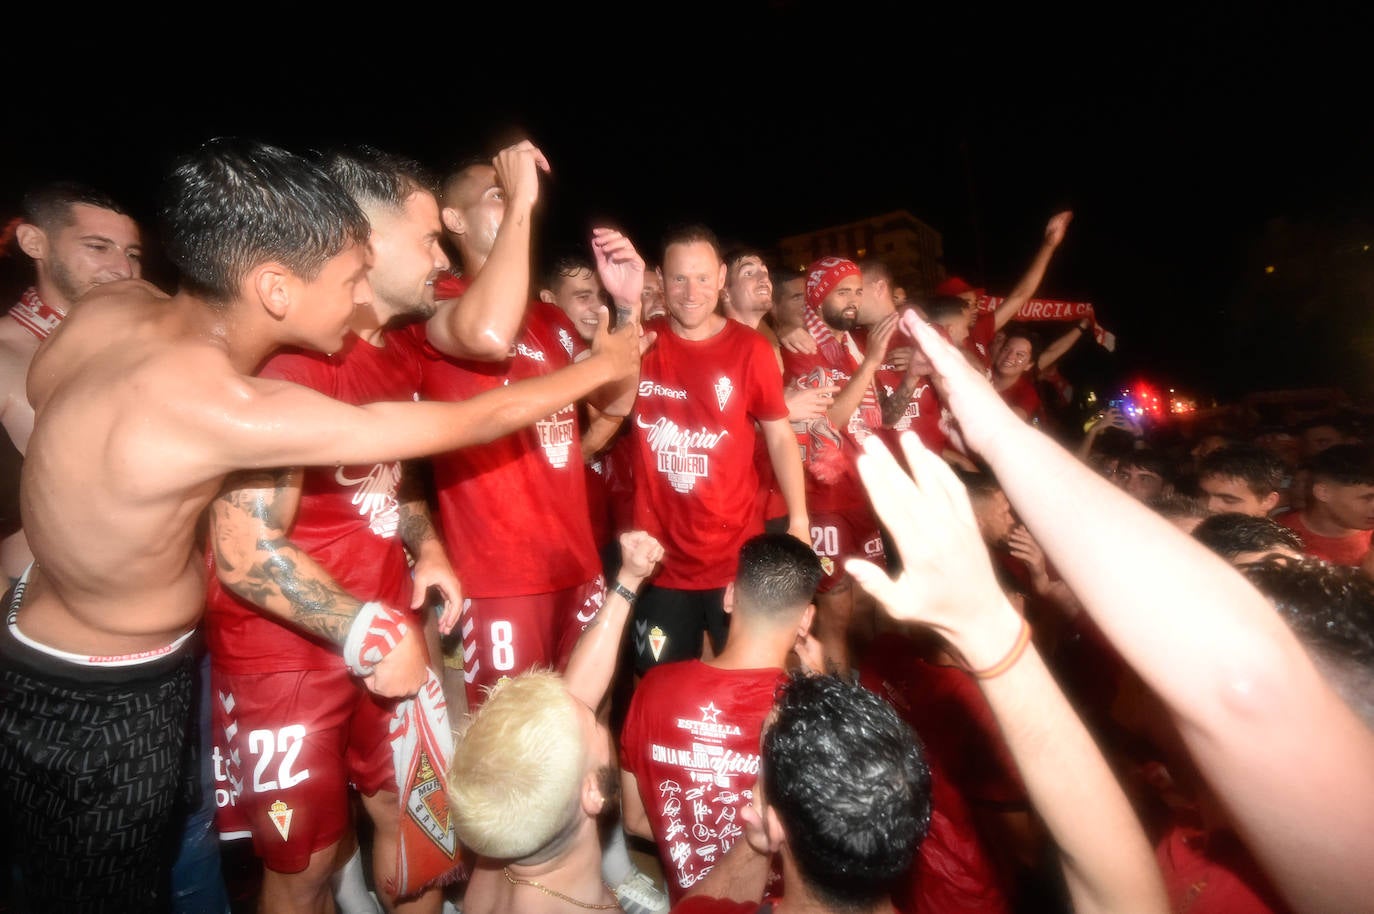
[210, 467, 364, 645]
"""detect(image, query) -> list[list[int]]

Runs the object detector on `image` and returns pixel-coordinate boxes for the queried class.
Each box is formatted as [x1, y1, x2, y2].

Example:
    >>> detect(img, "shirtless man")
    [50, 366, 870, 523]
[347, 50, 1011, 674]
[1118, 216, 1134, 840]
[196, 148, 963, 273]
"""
[0, 181, 143, 583]
[0, 138, 644, 913]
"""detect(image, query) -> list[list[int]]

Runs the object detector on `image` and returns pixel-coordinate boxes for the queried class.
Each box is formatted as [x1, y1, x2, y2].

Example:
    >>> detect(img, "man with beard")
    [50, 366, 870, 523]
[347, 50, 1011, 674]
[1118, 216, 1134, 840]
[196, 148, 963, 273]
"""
[780, 256, 910, 672]
[0, 181, 143, 584]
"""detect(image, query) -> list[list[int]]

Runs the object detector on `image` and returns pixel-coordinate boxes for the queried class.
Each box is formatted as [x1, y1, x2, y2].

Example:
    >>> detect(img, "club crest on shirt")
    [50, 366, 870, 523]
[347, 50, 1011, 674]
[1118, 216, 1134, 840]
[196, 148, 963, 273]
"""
[650, 626, 667, 661]
[714, 376, 733, 411]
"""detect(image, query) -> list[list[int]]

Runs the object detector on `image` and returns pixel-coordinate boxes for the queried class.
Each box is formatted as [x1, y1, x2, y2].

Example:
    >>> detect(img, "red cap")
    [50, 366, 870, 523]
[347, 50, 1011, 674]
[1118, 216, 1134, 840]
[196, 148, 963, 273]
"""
[934, 276, 984, 298]
[805, 257, 861, 310]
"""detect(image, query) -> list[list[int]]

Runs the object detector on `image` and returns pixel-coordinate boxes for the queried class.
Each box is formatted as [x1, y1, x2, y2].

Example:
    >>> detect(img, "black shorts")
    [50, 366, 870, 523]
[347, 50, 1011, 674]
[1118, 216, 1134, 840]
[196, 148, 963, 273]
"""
[0, 598, 197, 913]
[631, 584, 728, 676]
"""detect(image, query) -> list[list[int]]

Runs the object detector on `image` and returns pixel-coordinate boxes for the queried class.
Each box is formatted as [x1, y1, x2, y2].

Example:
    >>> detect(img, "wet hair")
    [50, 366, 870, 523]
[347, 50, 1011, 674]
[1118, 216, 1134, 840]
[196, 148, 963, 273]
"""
[21, 180, 132, 232]
[540, 247, 597, 292]
[1198, 443, 1287, 496]
[732, 533, 822, 623]
[764, 672, 931, 909]
[158, 137, 369, 305]
[660, 222, 722, 263]
[1238, 557, 1374, 726]
[1193, 513, 1306, 561]
[317, 145, 437, 213]
[922, 295, 970, 324]
[1306, 443, 1374, 487]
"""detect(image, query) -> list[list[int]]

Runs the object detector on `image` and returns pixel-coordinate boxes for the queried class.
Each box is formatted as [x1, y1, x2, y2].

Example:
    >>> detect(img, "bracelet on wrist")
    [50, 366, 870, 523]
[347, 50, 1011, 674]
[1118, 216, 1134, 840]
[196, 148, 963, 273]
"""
[967, 616, 1032, 680]
[611, 580, 639, 605]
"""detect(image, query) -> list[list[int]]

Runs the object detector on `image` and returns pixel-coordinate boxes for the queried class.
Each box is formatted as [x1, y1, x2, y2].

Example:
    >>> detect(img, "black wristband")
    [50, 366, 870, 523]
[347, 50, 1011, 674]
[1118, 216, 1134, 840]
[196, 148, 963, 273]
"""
[611, 580, 638, 605]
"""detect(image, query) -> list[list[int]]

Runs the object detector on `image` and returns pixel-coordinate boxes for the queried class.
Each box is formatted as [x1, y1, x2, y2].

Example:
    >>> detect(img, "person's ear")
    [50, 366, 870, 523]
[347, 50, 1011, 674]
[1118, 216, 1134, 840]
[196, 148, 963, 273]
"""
[715, 261, 727, 292]
[537, 289, 556, 305]
[1312, 481, 1331, 506]
[250, 263, 293, 321]
[14, 224, 45, 261]
[799, 604, 816, 636]
[723, 582, 736, 616]
[1260, 491, 1281, 514]
[441, 206, 465, 237]
[580, 769, 605, 818]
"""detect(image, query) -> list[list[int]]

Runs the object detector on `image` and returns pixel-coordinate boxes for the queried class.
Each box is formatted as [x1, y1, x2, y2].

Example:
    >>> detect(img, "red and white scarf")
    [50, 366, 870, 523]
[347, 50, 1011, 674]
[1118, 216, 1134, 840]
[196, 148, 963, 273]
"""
[801, 305, 883, 436]
[387, 671, 466, 898]
[345, 603, 465, 898]
[980, 296, 1116, 351]
[10, 288, 63, 341]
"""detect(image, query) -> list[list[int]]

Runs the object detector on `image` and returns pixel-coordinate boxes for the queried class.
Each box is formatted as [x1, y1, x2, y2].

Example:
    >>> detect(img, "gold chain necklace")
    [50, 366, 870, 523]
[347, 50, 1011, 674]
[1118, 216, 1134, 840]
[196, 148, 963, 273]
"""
[502, 866, 621, 910]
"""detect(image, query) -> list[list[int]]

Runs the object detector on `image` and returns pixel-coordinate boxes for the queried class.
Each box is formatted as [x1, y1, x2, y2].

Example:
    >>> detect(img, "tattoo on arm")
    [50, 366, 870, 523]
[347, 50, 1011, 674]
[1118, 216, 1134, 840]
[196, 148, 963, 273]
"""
[881, 375, 921, 427]
[213, 467, 361, 646]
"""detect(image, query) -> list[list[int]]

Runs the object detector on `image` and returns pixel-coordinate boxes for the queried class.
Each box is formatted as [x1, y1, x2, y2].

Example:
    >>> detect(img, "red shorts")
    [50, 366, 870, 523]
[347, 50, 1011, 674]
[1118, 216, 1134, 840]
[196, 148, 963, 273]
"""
[211, 666, 398, 872]
[459, 575, 605, 709]
[810, 506, 886, 593]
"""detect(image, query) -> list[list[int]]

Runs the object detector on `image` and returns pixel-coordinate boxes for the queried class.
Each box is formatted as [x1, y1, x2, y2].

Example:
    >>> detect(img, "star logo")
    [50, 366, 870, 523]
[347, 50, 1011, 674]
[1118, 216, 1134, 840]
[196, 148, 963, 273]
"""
[700, 701, 722, 724]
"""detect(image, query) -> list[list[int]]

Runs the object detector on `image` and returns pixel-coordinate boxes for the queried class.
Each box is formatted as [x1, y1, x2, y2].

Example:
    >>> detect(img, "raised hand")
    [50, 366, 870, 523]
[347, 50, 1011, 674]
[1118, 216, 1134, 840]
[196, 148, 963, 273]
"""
[590, 227, 645, 321]
[491, 139, 551, 212]
[1045, 210, 1074, 248]
[844, 432, 1023, 669]
[900, 309, 1016, 457]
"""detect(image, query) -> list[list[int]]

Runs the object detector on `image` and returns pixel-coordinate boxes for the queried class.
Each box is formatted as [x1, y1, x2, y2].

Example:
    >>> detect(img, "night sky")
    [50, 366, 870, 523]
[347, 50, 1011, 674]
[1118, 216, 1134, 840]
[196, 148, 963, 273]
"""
[5, 4, 1370, 406]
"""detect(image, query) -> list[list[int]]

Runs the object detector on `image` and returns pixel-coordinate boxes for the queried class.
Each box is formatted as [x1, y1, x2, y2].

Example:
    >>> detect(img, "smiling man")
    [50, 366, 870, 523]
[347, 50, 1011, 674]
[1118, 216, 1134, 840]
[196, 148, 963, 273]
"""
[625, 224, 808, 677]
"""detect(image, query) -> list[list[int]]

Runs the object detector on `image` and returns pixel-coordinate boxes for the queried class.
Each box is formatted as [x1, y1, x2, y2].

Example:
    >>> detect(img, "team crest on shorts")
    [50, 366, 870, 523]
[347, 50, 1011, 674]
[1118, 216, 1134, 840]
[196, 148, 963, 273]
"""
[649, 626, 667, 661]
[269, 800, 293, 841]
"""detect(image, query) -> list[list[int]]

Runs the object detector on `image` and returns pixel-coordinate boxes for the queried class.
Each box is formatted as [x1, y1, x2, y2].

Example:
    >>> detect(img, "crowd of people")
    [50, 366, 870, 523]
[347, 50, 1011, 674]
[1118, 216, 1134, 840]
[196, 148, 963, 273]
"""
[0, 134, 1370, 914]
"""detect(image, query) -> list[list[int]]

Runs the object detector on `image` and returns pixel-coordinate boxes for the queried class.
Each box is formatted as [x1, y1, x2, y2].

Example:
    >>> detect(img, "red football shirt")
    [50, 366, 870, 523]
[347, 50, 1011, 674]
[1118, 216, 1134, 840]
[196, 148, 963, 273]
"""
[628, 318, 788, 590]
[417, 273, 600, 597]
[206, 331, 422, 673]
[1274, 509, 1372, 566]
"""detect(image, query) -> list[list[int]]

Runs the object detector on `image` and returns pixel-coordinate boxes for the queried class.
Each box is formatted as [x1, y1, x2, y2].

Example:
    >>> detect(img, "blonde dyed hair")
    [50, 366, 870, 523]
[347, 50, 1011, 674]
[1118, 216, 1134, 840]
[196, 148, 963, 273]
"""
[446, 670, 588, 859]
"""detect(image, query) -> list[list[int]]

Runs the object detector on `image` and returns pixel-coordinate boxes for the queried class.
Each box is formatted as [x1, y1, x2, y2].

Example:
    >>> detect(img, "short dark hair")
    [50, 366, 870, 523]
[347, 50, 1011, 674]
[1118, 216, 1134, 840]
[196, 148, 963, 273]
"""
[21, 180, 132, 232]
[923, 295, 970, 323]
[1119, 448, 1173, 484]
[857, 257, 893, 284]
[540, 247, 596, 293]
[1198, 443, 1286, 496]
[660, 223, 722, 263]
[732, 533, 822, 623]
[318, 145, 436, 213]
[158, 138, 369, 305]
[1306, 443, 1374, 487]
[763, 673, 931, 909]
[723, 246, 769, 282]
[1193, 512, 1306, 560]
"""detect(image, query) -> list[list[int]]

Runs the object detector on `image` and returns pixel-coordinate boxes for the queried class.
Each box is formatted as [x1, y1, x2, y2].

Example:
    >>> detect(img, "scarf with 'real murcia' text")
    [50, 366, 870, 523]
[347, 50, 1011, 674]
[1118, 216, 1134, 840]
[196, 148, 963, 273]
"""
[10, 288, 63, 341]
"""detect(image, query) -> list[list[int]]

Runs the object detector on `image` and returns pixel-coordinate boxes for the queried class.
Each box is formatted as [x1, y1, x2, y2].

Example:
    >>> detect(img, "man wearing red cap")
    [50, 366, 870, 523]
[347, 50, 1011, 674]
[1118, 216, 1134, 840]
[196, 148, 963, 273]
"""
[780, 256, 920, 672]
[937, 210, 1073, 370]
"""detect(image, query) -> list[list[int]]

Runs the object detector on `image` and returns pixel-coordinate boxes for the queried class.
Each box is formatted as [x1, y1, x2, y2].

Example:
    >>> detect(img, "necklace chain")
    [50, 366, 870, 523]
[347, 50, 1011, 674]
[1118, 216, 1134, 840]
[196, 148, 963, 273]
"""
[502, 866, 621, 910]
